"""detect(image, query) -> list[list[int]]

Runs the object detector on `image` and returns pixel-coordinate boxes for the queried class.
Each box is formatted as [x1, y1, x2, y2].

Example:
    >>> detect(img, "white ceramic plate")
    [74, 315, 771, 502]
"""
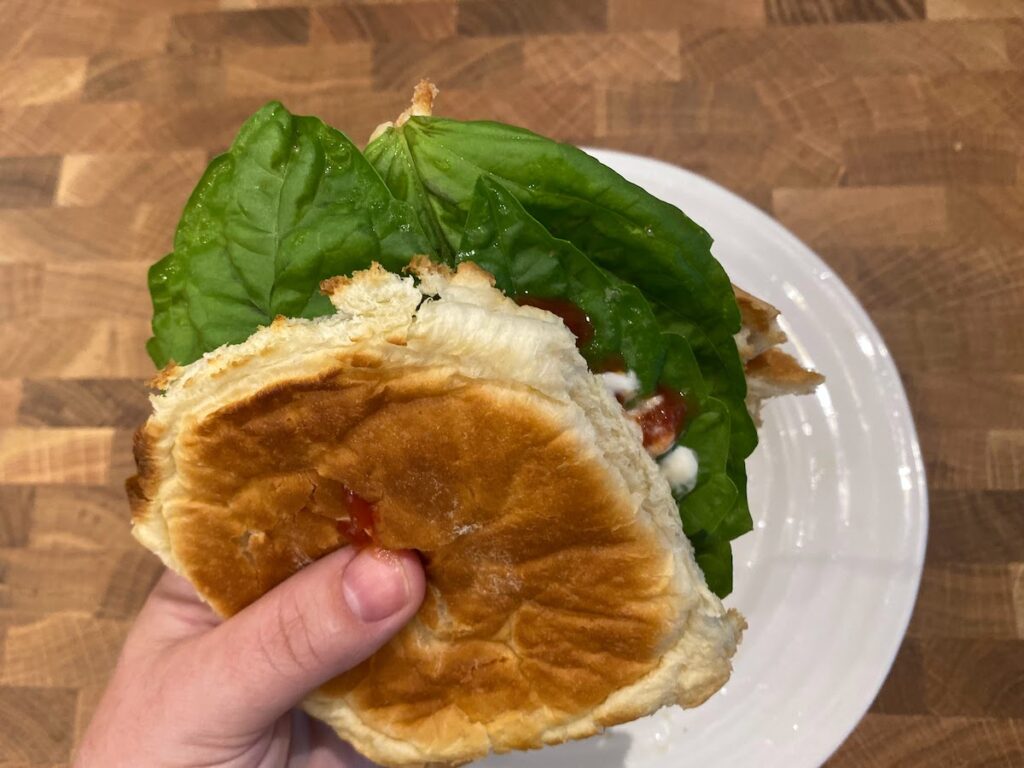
[477, 150, 928, 768]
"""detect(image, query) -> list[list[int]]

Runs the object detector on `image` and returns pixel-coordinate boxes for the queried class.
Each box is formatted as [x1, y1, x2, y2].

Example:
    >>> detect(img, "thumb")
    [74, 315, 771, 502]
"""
[182, 546, 425, 734]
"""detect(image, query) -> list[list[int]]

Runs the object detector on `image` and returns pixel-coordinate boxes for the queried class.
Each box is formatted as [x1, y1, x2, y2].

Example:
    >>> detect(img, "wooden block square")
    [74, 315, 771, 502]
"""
[0, 157, 61, 209]
[457, 0, 607, 36]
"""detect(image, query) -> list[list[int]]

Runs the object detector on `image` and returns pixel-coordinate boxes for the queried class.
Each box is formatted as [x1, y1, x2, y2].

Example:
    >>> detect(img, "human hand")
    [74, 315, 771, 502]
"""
[75, 547, 425, 768]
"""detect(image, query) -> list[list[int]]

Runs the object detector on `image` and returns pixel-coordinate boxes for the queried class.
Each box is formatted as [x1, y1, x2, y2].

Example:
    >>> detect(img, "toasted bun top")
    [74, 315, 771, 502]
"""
[128, 262, 742, 767]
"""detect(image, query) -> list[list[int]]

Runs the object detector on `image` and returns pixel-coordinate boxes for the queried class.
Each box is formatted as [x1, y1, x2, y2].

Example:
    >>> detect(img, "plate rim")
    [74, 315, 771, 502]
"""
[582, 146, 930, 766]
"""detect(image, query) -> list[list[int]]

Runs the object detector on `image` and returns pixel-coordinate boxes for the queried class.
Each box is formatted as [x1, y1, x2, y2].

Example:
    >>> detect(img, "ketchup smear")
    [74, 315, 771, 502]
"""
[630, 387, 688, 457]
[595, 353, 627, 374]
[515, 296, 594, 348]
[514, 297, 688, 454]
[336, 487, 376, 547]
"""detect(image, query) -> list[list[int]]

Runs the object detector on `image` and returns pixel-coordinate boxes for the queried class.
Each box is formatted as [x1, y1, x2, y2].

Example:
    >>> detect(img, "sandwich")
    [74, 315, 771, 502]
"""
[128, 81, 822, 766]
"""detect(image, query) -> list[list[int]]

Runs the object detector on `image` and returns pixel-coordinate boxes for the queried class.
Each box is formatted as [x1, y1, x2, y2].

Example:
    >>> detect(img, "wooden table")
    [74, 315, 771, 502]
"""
[1, 0, 1021, 765]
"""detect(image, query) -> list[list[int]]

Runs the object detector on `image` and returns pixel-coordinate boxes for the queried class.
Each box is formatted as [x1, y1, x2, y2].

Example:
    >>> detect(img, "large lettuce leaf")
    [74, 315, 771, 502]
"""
[369, 120, 731, 326]
[365, 117, 756, 456]
[458, 175, 668, 395]
[457, 177, 747, 594]
[367, 119, 757, 594]
[147, 102, 431, 367]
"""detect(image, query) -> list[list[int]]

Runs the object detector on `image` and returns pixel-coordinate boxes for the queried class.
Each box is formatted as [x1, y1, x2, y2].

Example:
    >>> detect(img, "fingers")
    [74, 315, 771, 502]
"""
[305, 716, 381, 768]
[182, 547, 425, 735]
[286, 713, 380, 768]
[123, 570, 221, 660]
[79, 552, 421, 766]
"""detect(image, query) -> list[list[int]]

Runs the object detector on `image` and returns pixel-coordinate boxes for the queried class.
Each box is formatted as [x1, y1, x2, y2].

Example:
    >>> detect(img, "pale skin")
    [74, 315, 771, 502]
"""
[76, 547, 426, 768]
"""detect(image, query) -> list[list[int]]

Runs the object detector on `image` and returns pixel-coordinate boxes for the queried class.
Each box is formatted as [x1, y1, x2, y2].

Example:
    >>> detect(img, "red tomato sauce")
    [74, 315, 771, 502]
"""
[336, 487, 376, 547]
[629, 387, 688, 457]
[514, 296, 595, 348]
[595, 353, 627, 374]
[512, 296, 691, 455]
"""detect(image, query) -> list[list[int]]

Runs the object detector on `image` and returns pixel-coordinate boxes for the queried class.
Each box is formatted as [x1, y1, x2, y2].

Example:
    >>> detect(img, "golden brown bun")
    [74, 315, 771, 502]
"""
[129, 262, 744, 767]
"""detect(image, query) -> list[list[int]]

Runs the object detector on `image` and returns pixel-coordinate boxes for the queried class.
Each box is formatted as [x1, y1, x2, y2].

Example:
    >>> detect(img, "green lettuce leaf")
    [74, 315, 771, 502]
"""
[365, 116, 755, 447]
[366, 119, 729, 322]
[367, 118, 758, 593]
[366, 121, 741, 362]
[456, 177, 744, 584]
[457, 175, 668, 394]
[693, 535, 734, 598]
[147, 101, 432, 367]
[363, 123, 454, 264]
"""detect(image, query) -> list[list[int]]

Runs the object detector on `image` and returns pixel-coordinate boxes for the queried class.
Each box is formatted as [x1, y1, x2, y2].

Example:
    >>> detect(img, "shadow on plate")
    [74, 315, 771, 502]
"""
[476, 730, 632, 767]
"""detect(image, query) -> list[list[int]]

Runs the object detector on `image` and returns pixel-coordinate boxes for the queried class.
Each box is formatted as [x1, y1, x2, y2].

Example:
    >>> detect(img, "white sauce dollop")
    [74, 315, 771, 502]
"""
[659, 445, 699, 495]
[600, 370, 640, 401]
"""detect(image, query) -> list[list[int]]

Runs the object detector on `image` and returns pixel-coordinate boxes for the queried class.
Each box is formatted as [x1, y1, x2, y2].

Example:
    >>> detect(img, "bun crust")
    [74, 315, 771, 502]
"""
[129, 263, 742, 767]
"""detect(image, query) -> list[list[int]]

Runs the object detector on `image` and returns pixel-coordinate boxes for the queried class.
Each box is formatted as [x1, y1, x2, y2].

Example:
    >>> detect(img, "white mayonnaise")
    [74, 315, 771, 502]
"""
[658, 445, 699, 495]
[600, 370, 640, 401]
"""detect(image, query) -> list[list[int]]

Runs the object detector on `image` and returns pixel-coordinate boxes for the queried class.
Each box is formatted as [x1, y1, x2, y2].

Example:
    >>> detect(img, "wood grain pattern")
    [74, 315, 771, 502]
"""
[594, 130, 844, 211]
[0, 615, 129, 688]
[0, 429, 113, 485]
[373, 37, 524, 89]
[225, 43, 373, 95]
[868, 310, 1024, 374]
[0, 204, 180, 263]
[908, 562, 1021, 638]
[0, 100, 266, 156]
[828, 715, 1024, 766]
[17, 380, 150, 428]
[56, 151, 208, 209]
[600, 73, 1024, 138]
[672, 22, 1014, 79]
[915, 424, 1024, 489]
[169, 8, 311, 51]
[29, 486, 138, 552]
[773, 186, 948, 248]
[0, 487, 33, 547]
[767, 0, 926, 23]
[0, 263, 150, 321]
[457, 0, 607, 35]
[822, 244, 1024, 313]
[310, 2, 456, 42]
[927, 491, 1024, 561]
[0, 687, 76, 764]
[0, 57, 87, 108]
[901, 373, 1024, 429]
[0, 319, 152, 378]
[0, 1, 1021, 766]
[929, 0, 1024, 18]
[83, 52, 226, 104]
[870, 641, 927, 714]
[921, 638, 1024, 716]
[608, 0, 766, 29]
[0, 157, 61, 209]
[0, 550, 127, 613]
[1013, 565, 1024, 638]
[0, 2, 170, 58]
[523, 33, 681, 84]
[842, 129, 1020, 186]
